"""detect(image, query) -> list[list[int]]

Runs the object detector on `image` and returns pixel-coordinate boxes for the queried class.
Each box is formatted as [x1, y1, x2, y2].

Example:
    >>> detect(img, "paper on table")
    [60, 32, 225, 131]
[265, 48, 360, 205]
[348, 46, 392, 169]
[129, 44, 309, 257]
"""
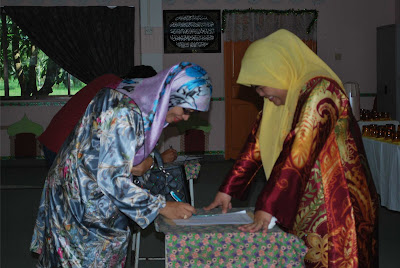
[174, 155, 203, 162]
[173, 210, 253, 226]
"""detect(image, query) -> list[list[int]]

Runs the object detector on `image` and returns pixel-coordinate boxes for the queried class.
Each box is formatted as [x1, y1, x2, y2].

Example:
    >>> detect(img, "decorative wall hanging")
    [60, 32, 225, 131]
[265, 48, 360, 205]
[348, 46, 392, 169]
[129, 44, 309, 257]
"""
[164, 10, 221, 53]
[7, 114, 43, 157]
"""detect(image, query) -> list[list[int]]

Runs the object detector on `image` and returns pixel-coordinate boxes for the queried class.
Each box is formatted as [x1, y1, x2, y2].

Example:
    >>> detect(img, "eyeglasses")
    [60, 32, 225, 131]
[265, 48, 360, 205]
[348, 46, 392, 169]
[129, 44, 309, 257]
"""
[183, 108, 198, 115]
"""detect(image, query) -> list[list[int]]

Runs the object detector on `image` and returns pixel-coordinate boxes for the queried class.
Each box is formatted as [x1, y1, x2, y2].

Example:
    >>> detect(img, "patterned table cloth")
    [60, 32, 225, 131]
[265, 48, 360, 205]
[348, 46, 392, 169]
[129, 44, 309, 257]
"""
[156, 208, 308, 268]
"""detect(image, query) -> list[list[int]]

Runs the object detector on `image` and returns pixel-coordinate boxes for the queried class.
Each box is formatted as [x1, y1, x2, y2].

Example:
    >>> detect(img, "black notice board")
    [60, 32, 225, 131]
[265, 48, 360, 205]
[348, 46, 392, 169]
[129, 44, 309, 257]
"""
[163, 10, 221, 53]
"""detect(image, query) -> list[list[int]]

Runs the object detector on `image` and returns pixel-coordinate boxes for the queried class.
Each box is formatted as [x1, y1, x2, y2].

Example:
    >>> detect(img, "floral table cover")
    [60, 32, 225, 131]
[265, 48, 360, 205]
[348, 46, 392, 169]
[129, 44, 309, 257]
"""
[156, 208, 308, 268]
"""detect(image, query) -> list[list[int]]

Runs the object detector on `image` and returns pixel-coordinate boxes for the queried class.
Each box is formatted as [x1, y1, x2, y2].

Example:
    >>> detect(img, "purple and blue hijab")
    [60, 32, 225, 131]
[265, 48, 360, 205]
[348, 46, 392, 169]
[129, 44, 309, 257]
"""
[112, 62, 212, 165]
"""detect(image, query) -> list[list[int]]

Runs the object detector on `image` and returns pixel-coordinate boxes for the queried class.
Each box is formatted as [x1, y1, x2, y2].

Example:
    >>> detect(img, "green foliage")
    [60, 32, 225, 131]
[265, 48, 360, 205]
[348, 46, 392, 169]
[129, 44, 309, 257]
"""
[1, 13, 84, 97]
[0, 78, 85, 96]
[0, 78, 21, 96]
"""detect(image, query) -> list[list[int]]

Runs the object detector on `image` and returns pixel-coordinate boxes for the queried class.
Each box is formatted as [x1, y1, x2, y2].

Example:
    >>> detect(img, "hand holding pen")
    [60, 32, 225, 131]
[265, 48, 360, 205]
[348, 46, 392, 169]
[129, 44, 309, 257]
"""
[170, 191, 204, 217]
[170, 191, 221, 218]
[161, 145, 178, 163]
[159, 199, 196, 220]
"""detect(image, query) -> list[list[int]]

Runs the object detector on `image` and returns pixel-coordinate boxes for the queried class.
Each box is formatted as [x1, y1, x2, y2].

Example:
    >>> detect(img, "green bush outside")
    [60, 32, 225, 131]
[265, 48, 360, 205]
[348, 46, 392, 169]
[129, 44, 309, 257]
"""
[0, 78, 84, 97]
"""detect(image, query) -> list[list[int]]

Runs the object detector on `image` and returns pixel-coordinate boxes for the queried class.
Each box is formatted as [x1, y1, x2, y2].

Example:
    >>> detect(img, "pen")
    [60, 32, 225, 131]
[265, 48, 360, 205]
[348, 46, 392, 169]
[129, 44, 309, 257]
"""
[170, 191, 198, 216]
[170, 191, 182, 202]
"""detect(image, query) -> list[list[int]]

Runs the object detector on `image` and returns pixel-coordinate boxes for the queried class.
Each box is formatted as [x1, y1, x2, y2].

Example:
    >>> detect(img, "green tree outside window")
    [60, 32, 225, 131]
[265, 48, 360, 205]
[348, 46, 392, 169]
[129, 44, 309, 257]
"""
[1, 13, 85, 98]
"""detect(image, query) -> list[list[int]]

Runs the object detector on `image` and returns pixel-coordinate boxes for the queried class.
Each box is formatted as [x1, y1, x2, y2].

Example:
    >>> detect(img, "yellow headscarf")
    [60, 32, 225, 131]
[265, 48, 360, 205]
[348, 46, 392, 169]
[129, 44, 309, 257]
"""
[237, 29, 343, 178]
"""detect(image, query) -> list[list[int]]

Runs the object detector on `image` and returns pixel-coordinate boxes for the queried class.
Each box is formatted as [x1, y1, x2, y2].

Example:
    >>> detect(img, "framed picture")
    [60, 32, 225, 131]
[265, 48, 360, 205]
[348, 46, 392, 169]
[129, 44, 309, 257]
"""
[163, 10, 221, 53]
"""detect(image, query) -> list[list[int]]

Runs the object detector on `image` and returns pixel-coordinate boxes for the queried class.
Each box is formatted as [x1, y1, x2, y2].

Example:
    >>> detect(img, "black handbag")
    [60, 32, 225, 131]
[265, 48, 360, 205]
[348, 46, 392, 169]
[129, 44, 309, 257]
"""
[131, 150, 190, 203]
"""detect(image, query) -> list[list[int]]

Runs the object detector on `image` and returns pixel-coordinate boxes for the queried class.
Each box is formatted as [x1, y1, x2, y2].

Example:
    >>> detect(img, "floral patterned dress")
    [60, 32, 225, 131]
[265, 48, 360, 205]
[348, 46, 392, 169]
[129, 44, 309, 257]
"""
[220, 77, 379, 267]
[30, 88, 166, 267]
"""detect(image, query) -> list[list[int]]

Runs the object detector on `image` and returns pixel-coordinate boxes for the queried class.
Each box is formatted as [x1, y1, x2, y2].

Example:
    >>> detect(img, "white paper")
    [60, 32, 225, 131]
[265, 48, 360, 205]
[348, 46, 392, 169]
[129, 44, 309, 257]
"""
[174, 155, 203, 162]
[173, 210, 253, 226]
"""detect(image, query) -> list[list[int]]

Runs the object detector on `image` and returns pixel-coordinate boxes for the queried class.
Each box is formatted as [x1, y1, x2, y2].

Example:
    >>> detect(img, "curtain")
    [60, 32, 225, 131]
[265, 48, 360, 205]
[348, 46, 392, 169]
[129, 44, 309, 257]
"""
[4, 6, 135, 84]
[222, 10, 317, 51]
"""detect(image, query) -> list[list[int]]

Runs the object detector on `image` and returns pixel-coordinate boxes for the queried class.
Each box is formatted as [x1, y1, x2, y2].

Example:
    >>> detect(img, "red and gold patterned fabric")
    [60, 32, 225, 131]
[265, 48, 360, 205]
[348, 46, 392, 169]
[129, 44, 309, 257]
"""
[220, 77, 379, 268]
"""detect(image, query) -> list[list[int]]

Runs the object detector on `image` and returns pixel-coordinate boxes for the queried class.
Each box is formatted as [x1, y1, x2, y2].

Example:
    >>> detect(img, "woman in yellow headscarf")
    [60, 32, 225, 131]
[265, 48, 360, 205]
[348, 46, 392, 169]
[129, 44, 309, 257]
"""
[206, 29, 378, 267]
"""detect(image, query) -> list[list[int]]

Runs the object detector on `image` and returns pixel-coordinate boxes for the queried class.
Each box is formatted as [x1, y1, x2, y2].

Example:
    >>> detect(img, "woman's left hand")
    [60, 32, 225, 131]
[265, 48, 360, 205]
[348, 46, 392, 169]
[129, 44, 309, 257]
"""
[238, 210, 272, 233]
[161, 148, 178, 163]
[131, 156, 153, 176]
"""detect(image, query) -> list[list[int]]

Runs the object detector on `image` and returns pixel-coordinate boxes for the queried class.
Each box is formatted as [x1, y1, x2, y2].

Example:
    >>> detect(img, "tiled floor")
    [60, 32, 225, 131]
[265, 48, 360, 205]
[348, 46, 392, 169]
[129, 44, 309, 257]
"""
[1, 159, 399, 267]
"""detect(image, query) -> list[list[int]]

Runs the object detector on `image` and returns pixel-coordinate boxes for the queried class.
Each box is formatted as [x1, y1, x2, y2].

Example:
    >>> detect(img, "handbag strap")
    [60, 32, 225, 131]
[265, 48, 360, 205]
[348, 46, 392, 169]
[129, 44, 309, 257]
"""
[153, 149, 165, 169]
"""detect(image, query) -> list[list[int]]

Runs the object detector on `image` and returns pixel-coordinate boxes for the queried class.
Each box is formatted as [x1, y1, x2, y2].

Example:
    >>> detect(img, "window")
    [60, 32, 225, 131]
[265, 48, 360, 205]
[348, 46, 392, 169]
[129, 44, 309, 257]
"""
[0, 11, 85, 98]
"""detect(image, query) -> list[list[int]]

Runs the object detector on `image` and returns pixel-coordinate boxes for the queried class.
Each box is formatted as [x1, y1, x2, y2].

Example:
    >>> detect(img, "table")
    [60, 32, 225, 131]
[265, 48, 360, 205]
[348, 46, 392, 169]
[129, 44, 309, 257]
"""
[362, 137, 400, 212]
[155, 208, 308, 267]
[358, 120, 399, 131]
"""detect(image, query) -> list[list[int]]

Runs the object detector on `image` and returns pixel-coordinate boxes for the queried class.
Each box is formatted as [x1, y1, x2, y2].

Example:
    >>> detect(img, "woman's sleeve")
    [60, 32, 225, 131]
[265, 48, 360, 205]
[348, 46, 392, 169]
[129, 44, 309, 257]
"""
[219, 112, 263, 200]
[255, 79, 343, 228]
[96, 105, 166, 229]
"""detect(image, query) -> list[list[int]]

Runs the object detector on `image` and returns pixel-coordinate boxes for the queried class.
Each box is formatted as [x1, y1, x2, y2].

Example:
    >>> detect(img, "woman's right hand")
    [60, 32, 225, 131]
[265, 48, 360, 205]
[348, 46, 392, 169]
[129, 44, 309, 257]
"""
[159, 201, 197, 220]
[204, 192, 232, 213]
